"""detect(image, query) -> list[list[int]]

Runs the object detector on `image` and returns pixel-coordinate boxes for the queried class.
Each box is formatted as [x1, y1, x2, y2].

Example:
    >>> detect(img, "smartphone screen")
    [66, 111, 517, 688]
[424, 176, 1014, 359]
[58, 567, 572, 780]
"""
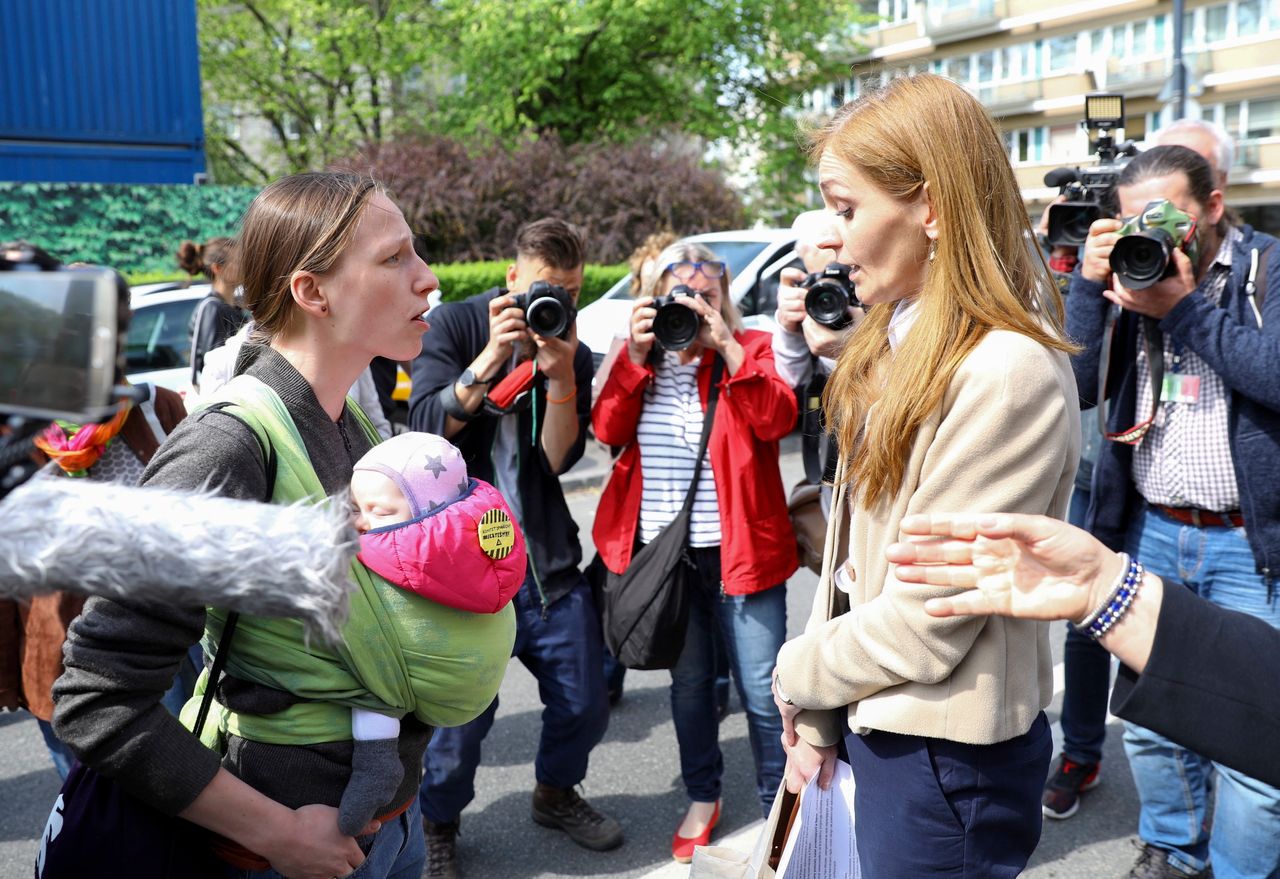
[0, 270, 118, 422]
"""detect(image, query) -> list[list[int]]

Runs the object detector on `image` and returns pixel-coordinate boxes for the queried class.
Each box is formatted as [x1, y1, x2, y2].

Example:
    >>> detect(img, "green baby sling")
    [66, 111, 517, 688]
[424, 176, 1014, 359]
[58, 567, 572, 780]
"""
[182, 374, 516, 748]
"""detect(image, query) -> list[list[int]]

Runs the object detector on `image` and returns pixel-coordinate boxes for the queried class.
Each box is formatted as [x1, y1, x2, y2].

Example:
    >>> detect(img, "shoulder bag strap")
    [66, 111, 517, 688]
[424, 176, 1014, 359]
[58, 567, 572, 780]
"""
[189, 405, 281, 737]
[678, 356, 725, 517]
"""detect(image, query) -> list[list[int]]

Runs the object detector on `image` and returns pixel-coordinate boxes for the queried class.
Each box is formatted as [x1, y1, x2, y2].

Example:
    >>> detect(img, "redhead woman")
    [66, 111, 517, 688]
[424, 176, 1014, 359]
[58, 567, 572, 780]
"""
[771, 74, 1080, 878]
[592, 240, 798, 862]
[53, 172, 438, 879]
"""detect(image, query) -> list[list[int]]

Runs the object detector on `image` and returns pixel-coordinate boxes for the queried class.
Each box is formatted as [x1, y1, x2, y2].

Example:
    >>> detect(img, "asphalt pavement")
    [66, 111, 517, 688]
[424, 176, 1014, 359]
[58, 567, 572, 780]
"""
[1, 439, 1149, 878]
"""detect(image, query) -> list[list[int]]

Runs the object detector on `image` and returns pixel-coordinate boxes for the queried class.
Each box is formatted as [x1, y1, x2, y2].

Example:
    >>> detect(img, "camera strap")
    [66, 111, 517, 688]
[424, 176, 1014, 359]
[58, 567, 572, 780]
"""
[800, 368, 838, 486]
[1099, 310, 1164, 445]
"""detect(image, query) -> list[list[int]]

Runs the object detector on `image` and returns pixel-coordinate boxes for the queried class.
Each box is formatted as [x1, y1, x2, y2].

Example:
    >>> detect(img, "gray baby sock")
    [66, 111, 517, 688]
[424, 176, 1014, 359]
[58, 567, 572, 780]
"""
[339, 738, 405, 836]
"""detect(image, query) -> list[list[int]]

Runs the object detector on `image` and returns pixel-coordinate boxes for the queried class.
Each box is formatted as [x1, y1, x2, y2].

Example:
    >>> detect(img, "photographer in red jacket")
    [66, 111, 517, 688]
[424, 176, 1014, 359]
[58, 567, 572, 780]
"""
[592, 240, 798, 862]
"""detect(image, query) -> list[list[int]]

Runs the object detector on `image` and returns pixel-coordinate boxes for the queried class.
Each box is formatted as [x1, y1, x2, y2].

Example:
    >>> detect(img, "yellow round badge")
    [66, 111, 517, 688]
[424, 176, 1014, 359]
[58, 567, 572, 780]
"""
[478, 508, 517, 560]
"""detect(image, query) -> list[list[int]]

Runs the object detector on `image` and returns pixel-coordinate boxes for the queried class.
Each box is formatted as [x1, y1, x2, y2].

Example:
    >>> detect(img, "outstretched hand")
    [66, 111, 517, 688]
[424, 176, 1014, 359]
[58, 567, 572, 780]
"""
[887, 513, 1125, 625]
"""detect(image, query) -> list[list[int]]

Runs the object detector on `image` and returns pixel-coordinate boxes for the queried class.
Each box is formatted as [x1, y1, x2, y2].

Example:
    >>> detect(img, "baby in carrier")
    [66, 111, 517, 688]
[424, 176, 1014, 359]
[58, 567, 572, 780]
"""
[339, 432, 524, 835]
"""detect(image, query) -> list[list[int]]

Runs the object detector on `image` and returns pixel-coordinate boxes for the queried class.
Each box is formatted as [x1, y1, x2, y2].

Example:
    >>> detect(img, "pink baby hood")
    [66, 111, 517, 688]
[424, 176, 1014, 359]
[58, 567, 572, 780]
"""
[355, 432, 526, 614]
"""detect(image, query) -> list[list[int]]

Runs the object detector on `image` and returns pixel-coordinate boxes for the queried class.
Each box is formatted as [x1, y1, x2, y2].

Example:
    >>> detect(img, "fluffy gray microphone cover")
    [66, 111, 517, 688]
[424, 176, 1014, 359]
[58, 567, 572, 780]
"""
[0, 477, 358, 643]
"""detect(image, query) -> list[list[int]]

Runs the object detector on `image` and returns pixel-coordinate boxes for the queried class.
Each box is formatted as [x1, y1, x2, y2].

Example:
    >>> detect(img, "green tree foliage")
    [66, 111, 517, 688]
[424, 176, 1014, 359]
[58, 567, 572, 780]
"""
[199, 0, 867, 213]
[357, 134, 746, 264]
[199, 0, 433, 183]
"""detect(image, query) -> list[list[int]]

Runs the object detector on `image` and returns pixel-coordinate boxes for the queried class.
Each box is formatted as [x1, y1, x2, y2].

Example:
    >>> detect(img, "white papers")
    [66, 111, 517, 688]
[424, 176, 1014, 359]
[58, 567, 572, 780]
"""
[774, 759, 858, 879]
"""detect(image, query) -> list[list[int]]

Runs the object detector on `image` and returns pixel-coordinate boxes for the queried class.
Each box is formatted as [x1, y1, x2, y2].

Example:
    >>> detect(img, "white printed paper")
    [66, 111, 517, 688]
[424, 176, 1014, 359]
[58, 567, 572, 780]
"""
[774, 759, 858, 879]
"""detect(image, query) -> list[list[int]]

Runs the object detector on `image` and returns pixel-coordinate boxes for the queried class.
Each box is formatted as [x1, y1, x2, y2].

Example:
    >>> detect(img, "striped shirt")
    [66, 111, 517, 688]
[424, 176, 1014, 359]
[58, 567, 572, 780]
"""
[637, 352, 722, 546]
[1133, 227, 1240, 512]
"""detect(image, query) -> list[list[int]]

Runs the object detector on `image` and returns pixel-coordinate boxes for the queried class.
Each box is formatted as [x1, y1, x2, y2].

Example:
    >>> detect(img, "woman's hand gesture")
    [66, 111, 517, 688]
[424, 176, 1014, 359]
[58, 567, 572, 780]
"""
[887, 513, 1124, 625]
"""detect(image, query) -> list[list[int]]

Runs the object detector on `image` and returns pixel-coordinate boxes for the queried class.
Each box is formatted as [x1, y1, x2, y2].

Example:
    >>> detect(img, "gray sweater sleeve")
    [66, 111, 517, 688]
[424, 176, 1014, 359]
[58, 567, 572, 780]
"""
[52, 408, 268, 814]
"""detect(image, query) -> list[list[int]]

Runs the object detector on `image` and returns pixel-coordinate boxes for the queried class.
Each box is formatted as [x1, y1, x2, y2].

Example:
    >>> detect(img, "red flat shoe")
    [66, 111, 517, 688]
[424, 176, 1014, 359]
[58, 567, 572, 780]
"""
[672, 801, 721, 863]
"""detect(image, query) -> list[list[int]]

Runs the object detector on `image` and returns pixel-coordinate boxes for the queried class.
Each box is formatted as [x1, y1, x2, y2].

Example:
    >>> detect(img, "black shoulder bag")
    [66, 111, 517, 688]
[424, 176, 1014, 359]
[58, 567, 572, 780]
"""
[602, 357, 723, 670]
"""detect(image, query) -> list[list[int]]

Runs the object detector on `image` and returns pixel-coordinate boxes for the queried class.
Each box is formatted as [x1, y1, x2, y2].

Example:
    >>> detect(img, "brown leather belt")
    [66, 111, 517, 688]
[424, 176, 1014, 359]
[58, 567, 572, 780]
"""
[1154, 505, 1244, 529]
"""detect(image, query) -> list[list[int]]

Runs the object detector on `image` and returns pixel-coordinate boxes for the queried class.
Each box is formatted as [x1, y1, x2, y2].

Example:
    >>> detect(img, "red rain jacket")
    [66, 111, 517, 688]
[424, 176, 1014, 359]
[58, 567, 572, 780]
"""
[591, 331, 799, 596]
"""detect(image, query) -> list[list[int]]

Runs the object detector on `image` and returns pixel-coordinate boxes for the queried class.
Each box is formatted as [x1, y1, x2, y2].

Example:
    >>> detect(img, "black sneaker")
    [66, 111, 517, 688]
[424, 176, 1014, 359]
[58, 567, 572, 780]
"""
[531, 783, 624, 851]
[1126, 842, 1211, 878]
[423, 818, 460, 879]
[1041, 755, 1101, 819]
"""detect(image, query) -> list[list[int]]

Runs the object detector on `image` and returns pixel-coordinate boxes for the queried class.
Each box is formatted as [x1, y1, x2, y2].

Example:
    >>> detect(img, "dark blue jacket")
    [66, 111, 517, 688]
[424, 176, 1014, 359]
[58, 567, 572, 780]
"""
[408, 289, 594, 610]
[1067, 225, 1280, 589]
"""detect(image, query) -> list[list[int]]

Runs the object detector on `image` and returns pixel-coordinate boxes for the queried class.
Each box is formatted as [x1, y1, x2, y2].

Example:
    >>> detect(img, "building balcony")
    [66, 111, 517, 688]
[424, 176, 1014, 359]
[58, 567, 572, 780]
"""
[921, 0, 1008, 40]
[1098, 52, 1212, 98]
[979, 71, 1098, 118]
[1203, 34, 1280, 92]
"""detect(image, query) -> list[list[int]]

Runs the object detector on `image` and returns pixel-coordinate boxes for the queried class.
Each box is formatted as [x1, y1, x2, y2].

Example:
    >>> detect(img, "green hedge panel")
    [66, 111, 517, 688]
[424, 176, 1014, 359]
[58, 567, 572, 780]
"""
[0, 183, 257, 276]
[0, 183, 628, 305]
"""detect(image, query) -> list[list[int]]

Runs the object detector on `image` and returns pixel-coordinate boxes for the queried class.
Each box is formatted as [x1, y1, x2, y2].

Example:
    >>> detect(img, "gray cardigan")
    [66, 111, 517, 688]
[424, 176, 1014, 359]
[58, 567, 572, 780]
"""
[53, 347, 430, 816]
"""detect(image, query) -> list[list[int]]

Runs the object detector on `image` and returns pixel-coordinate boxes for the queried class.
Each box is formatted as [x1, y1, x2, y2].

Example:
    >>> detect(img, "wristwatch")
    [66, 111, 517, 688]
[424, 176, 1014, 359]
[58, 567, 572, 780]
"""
[458, 367, 491, 389]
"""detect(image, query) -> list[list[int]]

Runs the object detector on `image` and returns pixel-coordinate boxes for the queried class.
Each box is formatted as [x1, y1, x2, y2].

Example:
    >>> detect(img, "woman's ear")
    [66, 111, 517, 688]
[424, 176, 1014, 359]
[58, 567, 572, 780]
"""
[920, 181, 940, 243]
[290, 270, 330, 318]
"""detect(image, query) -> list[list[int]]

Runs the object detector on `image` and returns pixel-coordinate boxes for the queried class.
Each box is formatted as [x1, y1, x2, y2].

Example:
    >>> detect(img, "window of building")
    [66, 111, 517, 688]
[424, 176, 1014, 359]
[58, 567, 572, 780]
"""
[1046, 34, 1078, 72]
[878, 0, 914, 23]
[1238, 0, 1264, 33]
[977, 50, 995, 84]
[1206, 3, 1231, 41]
[1247, 98, 1280, 138]
[1007, 127, 1047, 164]
[945, 54, 972, 83]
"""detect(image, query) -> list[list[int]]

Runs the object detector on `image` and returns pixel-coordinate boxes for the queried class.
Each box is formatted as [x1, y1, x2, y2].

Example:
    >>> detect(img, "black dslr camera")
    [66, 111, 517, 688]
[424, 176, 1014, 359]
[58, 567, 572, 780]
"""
[511, 280, 576, 340]
[652, 284, 704, 351]
[1044, 94, 1138, 249]
[798, 262, 858, 330]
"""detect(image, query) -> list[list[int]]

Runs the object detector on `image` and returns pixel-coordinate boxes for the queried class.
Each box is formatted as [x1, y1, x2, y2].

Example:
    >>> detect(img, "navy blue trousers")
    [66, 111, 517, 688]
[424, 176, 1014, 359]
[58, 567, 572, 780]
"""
[845, 713, 1052, 878]
[419, 574, 609, 824]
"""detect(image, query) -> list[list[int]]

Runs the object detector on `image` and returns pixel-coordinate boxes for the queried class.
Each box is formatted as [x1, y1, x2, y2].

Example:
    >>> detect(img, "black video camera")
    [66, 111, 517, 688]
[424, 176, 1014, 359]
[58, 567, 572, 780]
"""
[652, 285, 704, 351]
[512, 281, 576, 340]
[1, 242, 128, 500]
[798, 262, 858, 330]
[1043, 94, 1138, 249]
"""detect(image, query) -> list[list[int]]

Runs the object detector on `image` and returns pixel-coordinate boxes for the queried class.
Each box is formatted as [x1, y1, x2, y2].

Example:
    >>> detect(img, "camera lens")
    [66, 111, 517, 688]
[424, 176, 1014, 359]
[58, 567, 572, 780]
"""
[1111, 230, 1174, 290]
[804, 282, 853, 330]
[526, 296, 569, 338]
[653, 298, 701, 351]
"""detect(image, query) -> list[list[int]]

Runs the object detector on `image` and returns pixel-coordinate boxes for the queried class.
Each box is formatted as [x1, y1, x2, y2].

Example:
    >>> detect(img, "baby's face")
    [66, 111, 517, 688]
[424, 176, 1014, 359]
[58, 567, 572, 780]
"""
[350, 469, 413, 533]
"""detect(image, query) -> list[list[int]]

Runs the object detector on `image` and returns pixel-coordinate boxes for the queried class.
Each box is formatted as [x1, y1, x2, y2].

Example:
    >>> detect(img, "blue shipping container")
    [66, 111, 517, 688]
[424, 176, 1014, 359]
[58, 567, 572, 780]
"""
[0, 0, 206, 184]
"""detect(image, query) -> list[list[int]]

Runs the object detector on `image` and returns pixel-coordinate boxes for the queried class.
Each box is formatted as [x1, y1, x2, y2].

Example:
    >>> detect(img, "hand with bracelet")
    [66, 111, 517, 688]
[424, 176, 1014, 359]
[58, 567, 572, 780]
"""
[886, 513, 1163, 673]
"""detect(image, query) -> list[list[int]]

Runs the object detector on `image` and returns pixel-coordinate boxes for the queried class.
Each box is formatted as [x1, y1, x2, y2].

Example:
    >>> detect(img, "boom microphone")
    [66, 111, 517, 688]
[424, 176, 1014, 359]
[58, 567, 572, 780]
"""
[0, 478, 358, 643]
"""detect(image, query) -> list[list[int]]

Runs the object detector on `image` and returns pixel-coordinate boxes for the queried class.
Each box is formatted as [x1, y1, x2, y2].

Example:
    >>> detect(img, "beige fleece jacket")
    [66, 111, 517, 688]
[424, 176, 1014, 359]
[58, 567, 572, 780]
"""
[775, 329, 1080, 747]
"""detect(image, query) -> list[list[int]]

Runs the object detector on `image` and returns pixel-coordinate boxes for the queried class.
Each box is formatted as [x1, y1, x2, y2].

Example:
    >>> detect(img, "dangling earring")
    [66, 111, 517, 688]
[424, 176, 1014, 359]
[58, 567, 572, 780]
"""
[927, 239, 938, 263]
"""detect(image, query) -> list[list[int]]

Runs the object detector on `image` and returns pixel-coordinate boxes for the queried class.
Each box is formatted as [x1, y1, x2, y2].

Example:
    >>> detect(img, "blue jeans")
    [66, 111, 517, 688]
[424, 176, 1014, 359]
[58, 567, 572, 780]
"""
[419, 574, 609, 824]
[670, 546, 786, 816]
[1123, 506, 1280, 879]
[225, 798, 425, 879]
[1060, 485, 1113, 765]
[36, 718, 76, 780]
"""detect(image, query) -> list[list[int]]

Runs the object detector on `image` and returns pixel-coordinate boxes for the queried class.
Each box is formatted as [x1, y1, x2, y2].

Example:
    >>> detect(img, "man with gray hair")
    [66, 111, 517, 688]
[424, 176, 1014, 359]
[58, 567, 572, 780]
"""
[1152, 118, 1234, 190]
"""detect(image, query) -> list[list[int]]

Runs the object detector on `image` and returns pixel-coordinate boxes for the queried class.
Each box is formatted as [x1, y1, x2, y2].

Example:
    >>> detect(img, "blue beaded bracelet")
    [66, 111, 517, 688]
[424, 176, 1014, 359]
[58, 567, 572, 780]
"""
[1074, 555, 1144, 640]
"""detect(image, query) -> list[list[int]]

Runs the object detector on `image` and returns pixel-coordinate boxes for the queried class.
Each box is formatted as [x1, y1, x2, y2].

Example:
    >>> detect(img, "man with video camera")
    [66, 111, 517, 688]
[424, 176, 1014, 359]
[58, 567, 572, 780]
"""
[407, 218, 620, 878]
[1068, 144, 1280, 879]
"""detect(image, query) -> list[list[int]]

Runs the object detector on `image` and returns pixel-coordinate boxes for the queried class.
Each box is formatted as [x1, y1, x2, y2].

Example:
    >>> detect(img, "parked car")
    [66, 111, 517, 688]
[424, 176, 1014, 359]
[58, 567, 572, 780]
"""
[125, 283, 209, 395]
[574, 228, 803, 369]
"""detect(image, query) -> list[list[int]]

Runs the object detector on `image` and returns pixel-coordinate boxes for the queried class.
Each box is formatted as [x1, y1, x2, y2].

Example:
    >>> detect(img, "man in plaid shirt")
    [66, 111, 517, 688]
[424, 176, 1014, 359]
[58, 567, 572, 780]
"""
[1068, 143, 1280, 879]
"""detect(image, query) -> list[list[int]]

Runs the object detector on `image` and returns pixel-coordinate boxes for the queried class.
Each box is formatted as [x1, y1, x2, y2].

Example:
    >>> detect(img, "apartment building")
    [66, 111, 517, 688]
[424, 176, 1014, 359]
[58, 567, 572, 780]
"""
[807, 0, 1280, 230]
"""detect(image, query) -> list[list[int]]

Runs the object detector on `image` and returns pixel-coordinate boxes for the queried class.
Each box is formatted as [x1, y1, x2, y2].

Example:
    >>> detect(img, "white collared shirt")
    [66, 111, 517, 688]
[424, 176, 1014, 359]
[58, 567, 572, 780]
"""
[888, 298, 920, 352]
